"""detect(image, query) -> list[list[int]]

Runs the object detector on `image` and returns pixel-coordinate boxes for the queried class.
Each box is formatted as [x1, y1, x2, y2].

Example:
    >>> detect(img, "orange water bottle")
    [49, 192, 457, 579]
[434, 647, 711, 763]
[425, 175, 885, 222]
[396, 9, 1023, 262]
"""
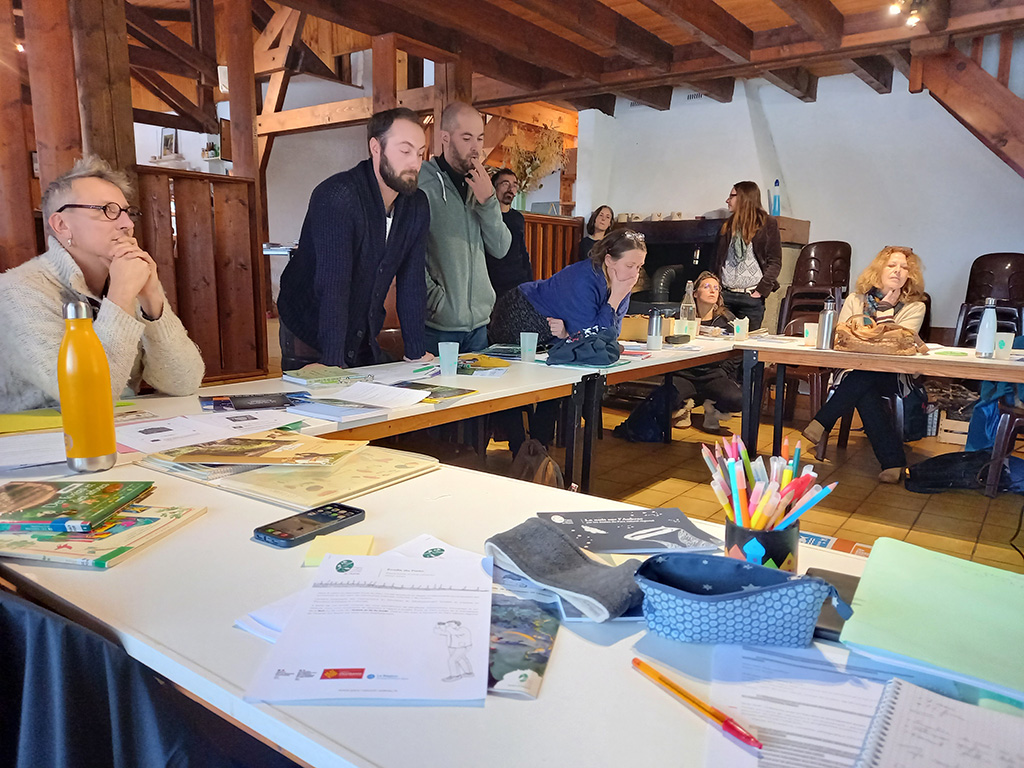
[57, 300, 117, 472]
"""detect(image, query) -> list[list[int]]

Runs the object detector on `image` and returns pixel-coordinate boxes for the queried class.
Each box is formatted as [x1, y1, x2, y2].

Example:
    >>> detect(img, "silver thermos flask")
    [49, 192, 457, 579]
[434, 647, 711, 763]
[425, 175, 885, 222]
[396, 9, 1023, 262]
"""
[647, 308, 663, 350]
[817, 297, 837, 349]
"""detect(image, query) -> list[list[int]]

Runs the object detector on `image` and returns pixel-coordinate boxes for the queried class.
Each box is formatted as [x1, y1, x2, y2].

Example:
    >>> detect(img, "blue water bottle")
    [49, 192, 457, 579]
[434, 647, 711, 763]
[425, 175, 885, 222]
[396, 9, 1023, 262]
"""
[770, 179, 782, 216]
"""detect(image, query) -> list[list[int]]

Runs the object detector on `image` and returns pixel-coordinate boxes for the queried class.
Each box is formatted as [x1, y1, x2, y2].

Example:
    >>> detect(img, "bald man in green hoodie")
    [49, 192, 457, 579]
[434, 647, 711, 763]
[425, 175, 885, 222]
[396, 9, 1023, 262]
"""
[419, 102, 511, 353]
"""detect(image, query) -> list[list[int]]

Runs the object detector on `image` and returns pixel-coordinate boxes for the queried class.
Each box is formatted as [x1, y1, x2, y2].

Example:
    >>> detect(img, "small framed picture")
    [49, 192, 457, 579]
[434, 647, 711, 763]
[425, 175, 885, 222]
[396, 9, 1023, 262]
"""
[160, 128, 177, 157]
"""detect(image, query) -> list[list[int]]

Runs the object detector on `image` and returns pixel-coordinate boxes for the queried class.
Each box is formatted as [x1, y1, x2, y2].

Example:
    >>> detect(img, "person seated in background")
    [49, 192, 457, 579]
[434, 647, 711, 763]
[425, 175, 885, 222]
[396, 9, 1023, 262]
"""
[671, 271, 743, 433]
[0, 156, 204, 414]
[489, 229, 646, 447]
[277, 107, 433, 370]
[802, 246, 926, 483]
[713, 181, 782, 330]
[578, 204, 614, 262]
[490, 228, 646, 348]
[484, 169, 533, 304]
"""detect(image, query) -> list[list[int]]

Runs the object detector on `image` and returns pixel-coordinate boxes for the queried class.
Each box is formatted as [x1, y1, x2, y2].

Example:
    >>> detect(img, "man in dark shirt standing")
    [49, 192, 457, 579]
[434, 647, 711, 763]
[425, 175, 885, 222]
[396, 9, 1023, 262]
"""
[484, 169, 533, 300]
[277, 108, 434, 370]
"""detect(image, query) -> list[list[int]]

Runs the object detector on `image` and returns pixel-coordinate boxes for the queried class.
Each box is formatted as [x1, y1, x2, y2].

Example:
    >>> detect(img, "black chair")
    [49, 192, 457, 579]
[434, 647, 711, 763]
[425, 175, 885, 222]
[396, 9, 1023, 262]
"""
[965, 252, 1024, 306]
[952, 303, 1023, 348]
[986, 403, 1024, 497]
[792, 241, 851, 293]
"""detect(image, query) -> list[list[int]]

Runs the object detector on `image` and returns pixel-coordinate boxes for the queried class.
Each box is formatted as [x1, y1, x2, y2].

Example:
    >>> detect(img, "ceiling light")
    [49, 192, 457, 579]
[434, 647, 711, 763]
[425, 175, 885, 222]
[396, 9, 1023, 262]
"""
[15, 43, 24, 52]
[906, 10, 921, 26]
[889, 3, 902, 15]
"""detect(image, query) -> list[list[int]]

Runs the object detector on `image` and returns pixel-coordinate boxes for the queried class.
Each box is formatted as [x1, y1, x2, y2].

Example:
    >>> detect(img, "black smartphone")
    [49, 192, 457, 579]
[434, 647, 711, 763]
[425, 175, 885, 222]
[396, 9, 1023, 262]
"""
[806, 567, 860, 642]
[253, 503, 365, 548]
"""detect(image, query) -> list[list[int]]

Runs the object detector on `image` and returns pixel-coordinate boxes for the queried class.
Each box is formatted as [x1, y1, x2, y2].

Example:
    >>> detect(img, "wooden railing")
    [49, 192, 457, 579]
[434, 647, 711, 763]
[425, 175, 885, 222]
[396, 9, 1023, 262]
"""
[136, 166, 267, 382]
[523, 212, 584, 280]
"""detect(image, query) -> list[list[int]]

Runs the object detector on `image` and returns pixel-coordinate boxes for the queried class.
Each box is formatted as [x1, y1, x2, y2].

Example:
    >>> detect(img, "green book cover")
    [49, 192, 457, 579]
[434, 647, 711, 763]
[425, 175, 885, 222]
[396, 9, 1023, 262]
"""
[840, 537, 1024, 700]
[0, 480, 154, 533]
[0, 503, 205, 568]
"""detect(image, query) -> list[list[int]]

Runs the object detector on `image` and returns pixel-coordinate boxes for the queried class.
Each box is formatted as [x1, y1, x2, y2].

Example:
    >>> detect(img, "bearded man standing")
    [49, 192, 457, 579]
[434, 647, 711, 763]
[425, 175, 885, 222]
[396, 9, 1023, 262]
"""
[277, 107, 433, 369]
[419, 102, 511, 353]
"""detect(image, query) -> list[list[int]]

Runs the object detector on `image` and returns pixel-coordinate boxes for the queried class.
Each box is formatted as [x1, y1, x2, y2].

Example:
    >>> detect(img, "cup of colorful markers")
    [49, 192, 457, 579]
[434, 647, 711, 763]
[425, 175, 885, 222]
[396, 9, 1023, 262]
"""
[701, 435, 837, 573]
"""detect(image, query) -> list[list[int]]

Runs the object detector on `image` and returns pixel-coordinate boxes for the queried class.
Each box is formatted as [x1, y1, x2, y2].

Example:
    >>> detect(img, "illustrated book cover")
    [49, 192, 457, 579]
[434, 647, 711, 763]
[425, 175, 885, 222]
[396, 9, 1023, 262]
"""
[0, 503, 206, 568]
[148, 429, 366, 466]
[536, 507, 723, 554]
[0, 480, 155, 533]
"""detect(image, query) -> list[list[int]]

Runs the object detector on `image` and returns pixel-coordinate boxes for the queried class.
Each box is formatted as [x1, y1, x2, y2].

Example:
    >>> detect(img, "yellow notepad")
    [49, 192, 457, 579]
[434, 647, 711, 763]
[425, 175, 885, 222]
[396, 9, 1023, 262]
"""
[0, 409, 63, 434]
[302, 534, 374, 567]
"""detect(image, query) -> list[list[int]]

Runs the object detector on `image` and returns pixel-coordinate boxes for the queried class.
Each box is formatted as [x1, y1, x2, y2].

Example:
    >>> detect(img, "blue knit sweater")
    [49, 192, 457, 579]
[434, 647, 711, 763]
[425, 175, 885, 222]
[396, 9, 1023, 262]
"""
[519, 260, 629, 335]
[277, 159, 429, 365]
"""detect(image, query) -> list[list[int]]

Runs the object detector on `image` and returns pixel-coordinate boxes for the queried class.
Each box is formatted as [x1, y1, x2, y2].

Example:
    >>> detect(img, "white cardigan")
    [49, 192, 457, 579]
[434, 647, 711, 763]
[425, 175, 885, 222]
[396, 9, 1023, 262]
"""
[0, 238, 205, 412]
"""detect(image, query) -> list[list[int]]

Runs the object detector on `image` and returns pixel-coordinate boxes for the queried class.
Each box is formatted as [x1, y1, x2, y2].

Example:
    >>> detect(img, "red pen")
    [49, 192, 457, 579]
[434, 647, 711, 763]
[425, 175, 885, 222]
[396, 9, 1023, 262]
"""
[632, 658, 763, 750]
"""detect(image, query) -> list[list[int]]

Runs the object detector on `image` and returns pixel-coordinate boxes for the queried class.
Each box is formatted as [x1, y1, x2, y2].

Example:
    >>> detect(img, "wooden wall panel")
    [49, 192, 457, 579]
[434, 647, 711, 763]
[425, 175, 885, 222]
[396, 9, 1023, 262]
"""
[523, 213, 583, 280]
[137, 171, 178, 314]
[212, 183, 258, 373]
[173, 176, 222, 375]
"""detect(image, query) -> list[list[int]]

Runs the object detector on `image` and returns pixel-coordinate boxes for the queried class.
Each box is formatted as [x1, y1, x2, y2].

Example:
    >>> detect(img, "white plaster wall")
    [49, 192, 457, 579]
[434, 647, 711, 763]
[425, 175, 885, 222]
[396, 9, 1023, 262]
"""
[574, 74, 1024, 327]
[263, 76, 368, 245]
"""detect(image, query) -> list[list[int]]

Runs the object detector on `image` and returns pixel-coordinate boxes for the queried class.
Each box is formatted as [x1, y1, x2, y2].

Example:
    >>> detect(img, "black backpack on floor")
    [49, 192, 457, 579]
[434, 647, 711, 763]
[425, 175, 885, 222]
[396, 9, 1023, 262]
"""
[905, 450, 1024, 494]
[612, 381, 678, 443]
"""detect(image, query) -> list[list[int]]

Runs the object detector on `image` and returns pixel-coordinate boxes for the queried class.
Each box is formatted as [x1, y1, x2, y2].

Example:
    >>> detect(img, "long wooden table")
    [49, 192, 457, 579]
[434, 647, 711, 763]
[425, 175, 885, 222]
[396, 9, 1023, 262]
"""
[0, 461, 868, 768]
[735, 338, 1024, 456]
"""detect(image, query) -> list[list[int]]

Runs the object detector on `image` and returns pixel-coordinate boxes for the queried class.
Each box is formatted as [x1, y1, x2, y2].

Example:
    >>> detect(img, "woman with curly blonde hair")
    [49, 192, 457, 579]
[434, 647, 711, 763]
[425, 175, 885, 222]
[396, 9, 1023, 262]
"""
[802, 246, 926, 483]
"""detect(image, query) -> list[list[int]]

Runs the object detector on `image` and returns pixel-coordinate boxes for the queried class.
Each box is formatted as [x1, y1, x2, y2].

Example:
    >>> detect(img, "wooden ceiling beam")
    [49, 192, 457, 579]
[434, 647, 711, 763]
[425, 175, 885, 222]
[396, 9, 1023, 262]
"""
[846, 55, 893, 93]
[276, 0, 545, 91]
[761, 67, 818, 101]
[634, 0, 753, 63]
[367, 0, 605, 81]
[123, 1, 217, 83]
[616, 85, 673, 111]
[251, 0, 336, 80]
[769, 0, 844, 49]
[569, 94, 616, 116]
[133, 107, 205, 133]
[886, 48, 912, 77]
[132, 5, 192, 23]
[480, 103, 578, 134]
[691, 77, 735, 103]
[508, 0, 673, 70]
[130, 67, 220, 133]
[128, 45, 200, 79]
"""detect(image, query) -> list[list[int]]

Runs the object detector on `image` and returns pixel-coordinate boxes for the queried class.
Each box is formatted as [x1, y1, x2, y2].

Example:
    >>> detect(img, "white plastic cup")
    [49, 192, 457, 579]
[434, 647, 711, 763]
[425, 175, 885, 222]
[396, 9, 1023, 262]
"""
[520, 332, 539, 363]
[732, 317, 749, 340]
[438, 342, 459, 376]
[994, 332, 1015, 360]
[803, 323, 818, 347]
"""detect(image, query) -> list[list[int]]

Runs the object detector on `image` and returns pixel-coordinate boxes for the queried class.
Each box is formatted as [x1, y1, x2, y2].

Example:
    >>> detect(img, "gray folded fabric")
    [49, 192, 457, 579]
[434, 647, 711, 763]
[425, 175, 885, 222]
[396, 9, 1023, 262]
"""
[484, 518, 643, 622]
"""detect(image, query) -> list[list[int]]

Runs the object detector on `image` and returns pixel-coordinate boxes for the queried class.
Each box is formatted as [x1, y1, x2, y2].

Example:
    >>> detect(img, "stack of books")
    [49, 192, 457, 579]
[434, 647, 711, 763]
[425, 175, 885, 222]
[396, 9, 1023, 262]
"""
[0, 480, 205, 568]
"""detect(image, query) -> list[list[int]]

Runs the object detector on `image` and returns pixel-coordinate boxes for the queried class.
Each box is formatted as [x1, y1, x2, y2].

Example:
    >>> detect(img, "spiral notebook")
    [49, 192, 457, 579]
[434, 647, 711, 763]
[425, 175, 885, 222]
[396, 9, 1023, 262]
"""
[854, 678, 1024, 768]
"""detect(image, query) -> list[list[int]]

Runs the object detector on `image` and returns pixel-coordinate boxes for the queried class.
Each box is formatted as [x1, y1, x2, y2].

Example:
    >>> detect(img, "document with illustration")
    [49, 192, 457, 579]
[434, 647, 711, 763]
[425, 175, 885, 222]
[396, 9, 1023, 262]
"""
[245, 553, 492, 705]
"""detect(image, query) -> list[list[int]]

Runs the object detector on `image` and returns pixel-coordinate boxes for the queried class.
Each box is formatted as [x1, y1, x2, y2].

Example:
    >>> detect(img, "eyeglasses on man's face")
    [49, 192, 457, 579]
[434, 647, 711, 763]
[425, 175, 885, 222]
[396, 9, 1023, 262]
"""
[57, 202, 142, 221]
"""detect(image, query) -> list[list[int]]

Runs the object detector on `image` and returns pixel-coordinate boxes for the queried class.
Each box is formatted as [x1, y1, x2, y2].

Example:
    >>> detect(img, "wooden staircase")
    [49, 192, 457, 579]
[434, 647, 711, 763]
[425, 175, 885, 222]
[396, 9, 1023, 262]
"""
[910, 35, 1024, 179]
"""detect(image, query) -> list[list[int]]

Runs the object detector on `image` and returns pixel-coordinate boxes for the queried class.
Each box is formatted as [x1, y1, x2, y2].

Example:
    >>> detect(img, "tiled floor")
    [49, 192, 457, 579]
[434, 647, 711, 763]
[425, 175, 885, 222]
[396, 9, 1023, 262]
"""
[266, 319, 1024, 573]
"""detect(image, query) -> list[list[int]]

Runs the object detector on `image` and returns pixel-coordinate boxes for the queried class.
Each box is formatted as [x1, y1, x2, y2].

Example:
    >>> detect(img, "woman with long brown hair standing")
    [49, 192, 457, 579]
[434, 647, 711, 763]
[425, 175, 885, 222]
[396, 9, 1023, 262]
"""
[713, 181, 782, 330]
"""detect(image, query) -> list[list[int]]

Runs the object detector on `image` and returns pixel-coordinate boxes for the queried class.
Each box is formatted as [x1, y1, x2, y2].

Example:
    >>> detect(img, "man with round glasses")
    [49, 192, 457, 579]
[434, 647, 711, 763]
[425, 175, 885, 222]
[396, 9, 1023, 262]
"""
[0, 156, 204, 412]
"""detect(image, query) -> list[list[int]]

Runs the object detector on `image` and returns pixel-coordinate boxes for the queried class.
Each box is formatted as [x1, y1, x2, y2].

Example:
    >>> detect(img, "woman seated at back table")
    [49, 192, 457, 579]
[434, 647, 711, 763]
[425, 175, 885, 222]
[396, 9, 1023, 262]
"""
[801, 246, 926, 483]
[489, 229, 646, 447]
[671, 271, 743, 433]
[577, 204, 614, 263]
[0, 156, 205, 413]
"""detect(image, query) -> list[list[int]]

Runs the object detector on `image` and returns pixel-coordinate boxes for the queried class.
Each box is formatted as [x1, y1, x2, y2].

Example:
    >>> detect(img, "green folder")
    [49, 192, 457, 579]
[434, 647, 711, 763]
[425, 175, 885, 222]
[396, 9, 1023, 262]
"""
[840, 537, 1024, 701]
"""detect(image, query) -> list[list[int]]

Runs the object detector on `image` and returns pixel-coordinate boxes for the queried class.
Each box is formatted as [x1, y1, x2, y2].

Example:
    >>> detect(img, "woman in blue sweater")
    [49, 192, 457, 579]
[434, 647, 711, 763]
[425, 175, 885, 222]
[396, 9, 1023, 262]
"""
[490, 229, 646, 345]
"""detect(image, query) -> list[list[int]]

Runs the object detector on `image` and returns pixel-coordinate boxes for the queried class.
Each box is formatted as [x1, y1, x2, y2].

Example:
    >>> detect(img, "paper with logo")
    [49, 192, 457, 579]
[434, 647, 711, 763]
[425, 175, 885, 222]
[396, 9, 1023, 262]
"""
[244, 553, 493, 705]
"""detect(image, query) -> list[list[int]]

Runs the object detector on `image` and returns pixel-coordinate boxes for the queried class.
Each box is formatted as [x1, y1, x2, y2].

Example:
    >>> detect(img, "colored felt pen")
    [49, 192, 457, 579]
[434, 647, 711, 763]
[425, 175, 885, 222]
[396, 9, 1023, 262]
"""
[749, 481, 778, 529]
[412, 365, 434, 373]
[737, 439, 754, 487]
[727, 459, 742, 523]
[710, 479, 734, 521]
[775, 483, 837, 530]
[735, 467, 750, 527]
[701, 444, 720, 478]
[752, 455, 768, 484]
[791, 440, 802, 476]
[632, 658, 763, 750]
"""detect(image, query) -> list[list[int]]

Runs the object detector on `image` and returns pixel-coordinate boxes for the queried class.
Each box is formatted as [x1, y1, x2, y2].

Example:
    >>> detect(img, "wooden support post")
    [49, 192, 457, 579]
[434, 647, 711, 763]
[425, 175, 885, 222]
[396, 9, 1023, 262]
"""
[372, 34, 399, 112]
[68, 0, 137, 183]
[0, 0, 37, 269]
[191, 0, 218, 123]
[22, 0, 83, 192]
[223, 0, 266, 315]
[997, 32, 1013, 87]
